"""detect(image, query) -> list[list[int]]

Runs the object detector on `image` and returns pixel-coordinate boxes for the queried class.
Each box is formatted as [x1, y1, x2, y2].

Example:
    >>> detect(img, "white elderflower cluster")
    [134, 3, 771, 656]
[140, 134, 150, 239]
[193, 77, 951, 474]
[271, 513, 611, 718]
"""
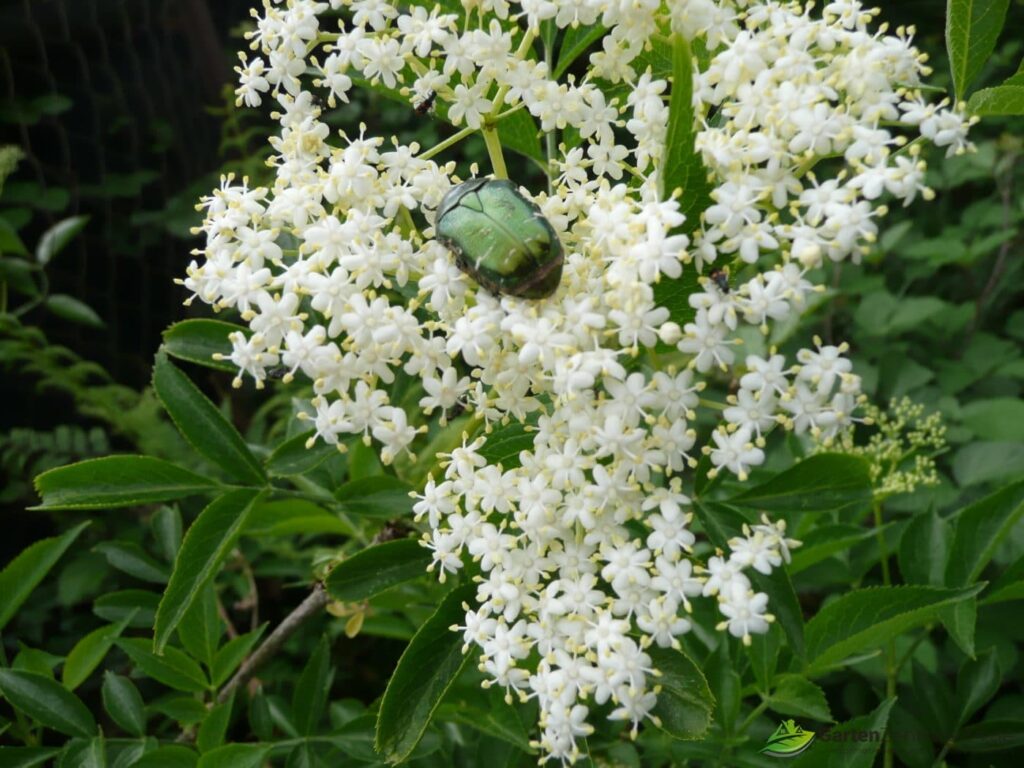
[181, 0, 966, 762]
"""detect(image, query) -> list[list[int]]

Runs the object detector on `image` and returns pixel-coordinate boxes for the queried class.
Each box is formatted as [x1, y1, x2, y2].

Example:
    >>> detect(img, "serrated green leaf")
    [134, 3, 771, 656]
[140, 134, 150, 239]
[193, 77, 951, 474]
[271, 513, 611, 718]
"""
[957, 647, 1001, 727]
[33, 456, 217, 510]
[0, 521, 88, 632]
[0, 669, 96, 737]
[101, 672, 146, 737]
[939, 597, 977, 657]
[437, 687, 534, 753]
[953, 441, 1024, 487]
[752, 565, 806, 662]
[960, 398, 1024, 440]
[954, 719, 1024, 752]
[154, 488, 261, 654]
[177, 584, 223, 670]
[266, 430, 338, 476]
[116, 638, 208, 693]
[661, 34, 711, 228]
[94, 541, 169, 584]
[478, 423, 533, 470]
[35, 215, 89, 266]
[62, 613, 133, 691]
[648, 646, 715, 740]
[767, 675, 832, 722]
[727, 454, 872, 513]
[92, 590, 158, 627]
[162, 319, 244, 373]
[334, 476, 414, 517]
[196, 695, 233, 754]
[554, 25, 607, 79]
[805, 585, 984, 673]
[946, 0, 1011, 99]
[746, 624, 781, 694]
[153, 506, 184, 563]
[293, 635, 332, 735]
[946, 479, 1024, 586]
[246, 499, 352, 537]
[790, 524, 884, 575]
[899, 510, 953, 586]
[58, 737, 106, 768]
[211, 625, 266, 688]
[326, 538, 431, 602]
[153, 354, 266, 485]
[375, 583, 474, 762]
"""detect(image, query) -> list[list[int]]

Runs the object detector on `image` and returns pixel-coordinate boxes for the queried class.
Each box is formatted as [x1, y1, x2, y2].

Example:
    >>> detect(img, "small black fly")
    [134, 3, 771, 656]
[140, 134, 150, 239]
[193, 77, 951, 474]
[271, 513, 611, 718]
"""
[266, 365, 289, 381]
[414, 90, 437, 116]
[709, 268, 730, 294]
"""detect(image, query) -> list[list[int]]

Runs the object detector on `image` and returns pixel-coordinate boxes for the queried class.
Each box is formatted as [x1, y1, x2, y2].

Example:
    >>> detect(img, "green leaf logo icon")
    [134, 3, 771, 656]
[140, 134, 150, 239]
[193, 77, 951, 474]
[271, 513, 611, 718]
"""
[760, 719, 816, 757]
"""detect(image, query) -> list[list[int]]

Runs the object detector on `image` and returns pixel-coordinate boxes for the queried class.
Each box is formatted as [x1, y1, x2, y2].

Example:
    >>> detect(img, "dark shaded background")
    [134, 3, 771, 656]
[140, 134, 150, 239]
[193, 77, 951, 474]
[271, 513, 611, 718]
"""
[0, 0, 249, 390]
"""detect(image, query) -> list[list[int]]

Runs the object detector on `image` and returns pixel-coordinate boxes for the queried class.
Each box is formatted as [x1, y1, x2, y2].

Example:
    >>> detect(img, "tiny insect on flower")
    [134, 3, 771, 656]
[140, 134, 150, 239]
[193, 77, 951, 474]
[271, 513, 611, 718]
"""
[414, 89, 436, 115]
[435, 178, 564, 299]
[709, 268, 730, 293]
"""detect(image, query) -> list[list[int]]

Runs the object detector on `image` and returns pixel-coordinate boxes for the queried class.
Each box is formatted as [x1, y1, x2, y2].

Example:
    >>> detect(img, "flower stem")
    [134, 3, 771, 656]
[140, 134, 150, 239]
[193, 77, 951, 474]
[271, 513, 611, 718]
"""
[874, 501, 896, 768]
[418, 125, 476, 162]
[482, 124, 508, 179]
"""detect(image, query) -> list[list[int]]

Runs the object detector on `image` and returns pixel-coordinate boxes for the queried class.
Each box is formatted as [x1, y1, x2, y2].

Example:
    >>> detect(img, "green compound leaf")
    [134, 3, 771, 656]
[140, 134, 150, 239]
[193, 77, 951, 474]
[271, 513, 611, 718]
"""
[153, 353, 266, 486]
[376, 583, 475, 763]
[804, 584, 984, 674]
[33, 456, 218, 510]
[163, 319, 245, 373]
[326, 538, 432, 602]
[648, 646, 715, 740]
[727, 453, 873, 514]
[946, 0, 1010, 99]
[0, 669, 96, 737]
[0, 520, 89, 632]
[154, 488, 262, 654]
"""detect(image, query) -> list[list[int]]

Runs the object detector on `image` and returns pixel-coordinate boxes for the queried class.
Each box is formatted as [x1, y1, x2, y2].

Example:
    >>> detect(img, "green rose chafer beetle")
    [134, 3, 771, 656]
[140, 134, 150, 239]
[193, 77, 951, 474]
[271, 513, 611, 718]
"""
[435, 177, 564, 299]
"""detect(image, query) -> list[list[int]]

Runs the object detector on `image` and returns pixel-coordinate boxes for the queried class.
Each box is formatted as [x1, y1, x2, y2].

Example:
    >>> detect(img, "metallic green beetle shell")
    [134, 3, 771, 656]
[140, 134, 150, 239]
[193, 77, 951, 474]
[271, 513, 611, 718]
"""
[435, 178, 564, 299]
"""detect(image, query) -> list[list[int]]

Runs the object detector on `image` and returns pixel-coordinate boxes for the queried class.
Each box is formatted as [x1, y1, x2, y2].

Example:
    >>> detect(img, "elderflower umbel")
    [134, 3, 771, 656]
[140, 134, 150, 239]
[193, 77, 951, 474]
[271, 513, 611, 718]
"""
[180, 0, 968, 761]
